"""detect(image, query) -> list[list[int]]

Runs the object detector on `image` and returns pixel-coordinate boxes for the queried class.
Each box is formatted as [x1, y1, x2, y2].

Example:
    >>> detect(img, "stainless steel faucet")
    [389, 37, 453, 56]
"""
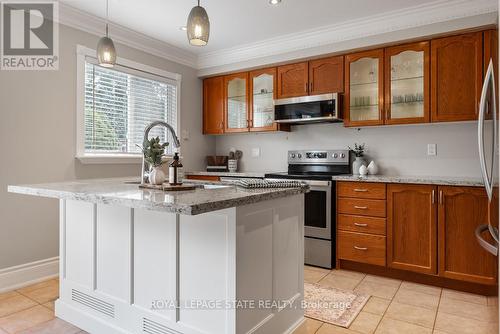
[141, 121, 181, 185]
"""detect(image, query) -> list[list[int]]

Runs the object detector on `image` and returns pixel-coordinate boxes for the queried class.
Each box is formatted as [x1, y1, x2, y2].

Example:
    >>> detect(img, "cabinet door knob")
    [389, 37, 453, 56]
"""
[354, 246, 368, 251]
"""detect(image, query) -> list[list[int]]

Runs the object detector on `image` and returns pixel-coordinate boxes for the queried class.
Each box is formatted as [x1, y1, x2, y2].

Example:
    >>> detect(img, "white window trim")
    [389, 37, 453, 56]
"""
[75, 45, 182, 164]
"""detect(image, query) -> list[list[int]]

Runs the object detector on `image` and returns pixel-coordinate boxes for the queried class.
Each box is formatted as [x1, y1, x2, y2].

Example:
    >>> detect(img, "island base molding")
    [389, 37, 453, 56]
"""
[55, 195, 305, 334]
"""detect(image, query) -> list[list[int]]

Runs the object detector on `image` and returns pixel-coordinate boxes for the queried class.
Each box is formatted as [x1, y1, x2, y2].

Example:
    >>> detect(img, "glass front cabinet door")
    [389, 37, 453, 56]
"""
[224, 72, 249, 133]
[385, 42, 430, 124]
[345, 49, 384, 127]
[249, 68, 277, 131]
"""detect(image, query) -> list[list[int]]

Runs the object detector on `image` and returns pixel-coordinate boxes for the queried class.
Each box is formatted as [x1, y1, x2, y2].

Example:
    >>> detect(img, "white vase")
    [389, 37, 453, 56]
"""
[367, 161, 379, 175]
[352, 157, 366, 175]
[359, 165, 368, 176]
[228, 159, 238, 173]
[149, 166, 166, 185]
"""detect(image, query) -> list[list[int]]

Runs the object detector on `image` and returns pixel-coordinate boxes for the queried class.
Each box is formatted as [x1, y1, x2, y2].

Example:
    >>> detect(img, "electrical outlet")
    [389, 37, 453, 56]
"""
[251, 148, 260, 158]
[427, 144, 437, 156]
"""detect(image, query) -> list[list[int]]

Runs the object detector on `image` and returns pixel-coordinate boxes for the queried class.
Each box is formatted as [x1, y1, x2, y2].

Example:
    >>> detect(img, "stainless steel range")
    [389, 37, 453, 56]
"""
[265, 149, 352, 268]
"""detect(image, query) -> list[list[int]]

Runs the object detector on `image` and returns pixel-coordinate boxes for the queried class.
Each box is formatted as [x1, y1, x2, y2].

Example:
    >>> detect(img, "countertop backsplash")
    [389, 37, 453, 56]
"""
[215, 121, 486, 178]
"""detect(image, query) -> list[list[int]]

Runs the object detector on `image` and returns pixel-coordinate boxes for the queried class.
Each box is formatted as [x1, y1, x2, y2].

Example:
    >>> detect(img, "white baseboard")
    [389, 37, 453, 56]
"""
[0, 257, 59, 293]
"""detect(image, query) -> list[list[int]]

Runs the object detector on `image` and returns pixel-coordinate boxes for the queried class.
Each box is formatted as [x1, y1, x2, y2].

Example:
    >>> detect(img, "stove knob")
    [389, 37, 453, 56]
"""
[333, 153, 338, 159]
[291, 153, 296, 158]
[297, 153, 302, 159]
[340, 153, 346, 158]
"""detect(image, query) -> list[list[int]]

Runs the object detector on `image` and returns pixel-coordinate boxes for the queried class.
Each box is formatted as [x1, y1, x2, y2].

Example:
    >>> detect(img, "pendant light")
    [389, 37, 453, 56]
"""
[186, 0, 210, 46]
[97, 0, 116, 67]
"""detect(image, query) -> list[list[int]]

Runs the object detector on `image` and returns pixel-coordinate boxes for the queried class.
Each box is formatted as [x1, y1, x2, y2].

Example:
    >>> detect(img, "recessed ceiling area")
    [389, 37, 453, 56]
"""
[60, 0, 443, 54]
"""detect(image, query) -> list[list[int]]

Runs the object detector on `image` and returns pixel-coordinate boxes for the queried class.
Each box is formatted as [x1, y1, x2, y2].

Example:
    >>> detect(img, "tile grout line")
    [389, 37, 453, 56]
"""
[370, 280, 402, 333]
[432, 288, 443, 332]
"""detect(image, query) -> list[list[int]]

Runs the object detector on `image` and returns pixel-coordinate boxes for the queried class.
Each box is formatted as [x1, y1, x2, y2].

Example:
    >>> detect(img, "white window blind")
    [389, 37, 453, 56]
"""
[84, 60, 178, 156]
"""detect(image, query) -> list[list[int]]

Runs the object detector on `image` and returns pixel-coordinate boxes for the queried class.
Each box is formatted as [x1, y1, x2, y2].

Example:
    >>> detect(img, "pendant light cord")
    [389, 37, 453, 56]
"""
[105, 0, 109, 37]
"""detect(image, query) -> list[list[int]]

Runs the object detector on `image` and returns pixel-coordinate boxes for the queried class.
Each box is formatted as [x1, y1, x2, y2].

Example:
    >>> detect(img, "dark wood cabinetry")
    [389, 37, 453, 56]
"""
[438, 186, 497, 285]
[387, 184, 437, 275]
[203, 76, 225, 135]
[431, 32, 483, 122]
[277, 62, 309, 98]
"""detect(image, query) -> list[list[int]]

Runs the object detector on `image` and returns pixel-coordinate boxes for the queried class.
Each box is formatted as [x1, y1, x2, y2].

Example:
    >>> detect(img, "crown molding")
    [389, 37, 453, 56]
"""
[197, 0, 498, 71]
[58, 3, 198, 68]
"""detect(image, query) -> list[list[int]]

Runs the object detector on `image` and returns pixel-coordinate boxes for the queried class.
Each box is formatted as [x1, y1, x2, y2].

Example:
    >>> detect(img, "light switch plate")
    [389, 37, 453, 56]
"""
[427, 144, 437, 156]
[251, 148, 260, 158]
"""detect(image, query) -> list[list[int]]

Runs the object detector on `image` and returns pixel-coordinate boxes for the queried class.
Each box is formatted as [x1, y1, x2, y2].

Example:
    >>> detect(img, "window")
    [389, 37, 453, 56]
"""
[76, 46, 181, 163]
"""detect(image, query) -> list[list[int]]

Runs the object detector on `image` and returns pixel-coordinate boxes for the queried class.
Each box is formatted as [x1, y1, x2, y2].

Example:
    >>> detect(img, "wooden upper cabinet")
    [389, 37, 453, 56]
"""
[344, 49, 385, 127]
[385, 41, 430, 125]
[438, 186, 497, 285]
[203, 76, 225, 135]
[309, 56, 344, 94]
[224, 72, 250, 133]
[277, 62, 309, 99]
[249, 67, 278, 132]
[387, 184, 437, 275]
[484, 29, 498, 120]
[431, 32, 483, 122]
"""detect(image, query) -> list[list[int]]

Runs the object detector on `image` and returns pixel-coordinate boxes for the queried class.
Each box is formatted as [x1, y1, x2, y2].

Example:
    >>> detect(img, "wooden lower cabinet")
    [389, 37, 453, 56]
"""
[387, 184, 437, 275]
[185, 175, 221, 181]
[339, 182, 498, 290]
[438, 186, 497, 285]
[338, 231, 386, 266]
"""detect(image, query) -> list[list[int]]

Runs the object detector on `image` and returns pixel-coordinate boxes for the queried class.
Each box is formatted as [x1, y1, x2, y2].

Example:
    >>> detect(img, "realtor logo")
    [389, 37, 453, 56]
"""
[1, 1, 59, 70]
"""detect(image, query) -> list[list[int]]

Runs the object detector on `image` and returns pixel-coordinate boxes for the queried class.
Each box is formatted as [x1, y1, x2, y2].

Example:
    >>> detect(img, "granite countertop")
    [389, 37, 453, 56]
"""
[185, 171, 266, 178]
[8, 178, 307, 215]
[331, 174, 485, 187]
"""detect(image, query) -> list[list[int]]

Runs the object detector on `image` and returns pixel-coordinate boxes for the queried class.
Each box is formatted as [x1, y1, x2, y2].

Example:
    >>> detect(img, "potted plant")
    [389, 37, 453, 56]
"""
[141, 137, 169, 185]
[348, 143, 366, 175]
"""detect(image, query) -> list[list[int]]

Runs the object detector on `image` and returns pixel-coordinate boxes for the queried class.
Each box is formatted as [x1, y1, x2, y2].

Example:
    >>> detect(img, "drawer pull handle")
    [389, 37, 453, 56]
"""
[354, 206, 368, 210]
[354, 246, 368, 251]
[354, 188, 368, 192]
[354, 223, 368, 227]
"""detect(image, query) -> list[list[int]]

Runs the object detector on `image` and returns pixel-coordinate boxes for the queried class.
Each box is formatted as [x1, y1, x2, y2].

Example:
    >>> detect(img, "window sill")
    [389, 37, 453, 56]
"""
[76, 154, 143, 165]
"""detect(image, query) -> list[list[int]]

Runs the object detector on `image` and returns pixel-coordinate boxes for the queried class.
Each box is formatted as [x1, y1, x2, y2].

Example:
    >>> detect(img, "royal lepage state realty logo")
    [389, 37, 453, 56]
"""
[1, 1, 59, 70]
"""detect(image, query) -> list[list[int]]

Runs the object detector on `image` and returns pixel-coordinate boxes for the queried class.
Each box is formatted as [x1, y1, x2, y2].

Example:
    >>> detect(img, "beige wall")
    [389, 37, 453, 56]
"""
[0, 24, 213, 269]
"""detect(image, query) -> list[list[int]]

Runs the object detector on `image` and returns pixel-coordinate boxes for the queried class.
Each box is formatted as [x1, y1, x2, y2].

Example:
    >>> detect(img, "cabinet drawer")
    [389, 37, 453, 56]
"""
[338, 214, 386, 235]
[338, 230, 386, 266]
[337, 182, 386, 199]
[338, 198, 386, 217]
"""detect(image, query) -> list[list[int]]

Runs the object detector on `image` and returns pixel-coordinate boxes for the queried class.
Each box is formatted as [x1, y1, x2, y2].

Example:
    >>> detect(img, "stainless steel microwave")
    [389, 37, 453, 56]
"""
[274, 93, 341, 124]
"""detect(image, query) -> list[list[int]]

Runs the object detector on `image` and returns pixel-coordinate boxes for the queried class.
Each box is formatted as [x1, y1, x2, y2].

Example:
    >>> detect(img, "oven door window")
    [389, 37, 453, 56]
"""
[304, 190, 327, 228]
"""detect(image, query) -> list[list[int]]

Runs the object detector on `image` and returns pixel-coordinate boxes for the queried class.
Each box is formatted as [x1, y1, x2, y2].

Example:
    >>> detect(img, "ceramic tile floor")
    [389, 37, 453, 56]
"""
[0, 269, 497, 334]
[295, 266, 499, 334]
[0, 279, 86, 334]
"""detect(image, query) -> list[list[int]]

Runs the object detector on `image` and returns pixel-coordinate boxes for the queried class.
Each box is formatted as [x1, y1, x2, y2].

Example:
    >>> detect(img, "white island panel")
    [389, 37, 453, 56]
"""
[54, 195, 304, 334]
[96, 204, 132, 303]
[133, 208, 177, 322]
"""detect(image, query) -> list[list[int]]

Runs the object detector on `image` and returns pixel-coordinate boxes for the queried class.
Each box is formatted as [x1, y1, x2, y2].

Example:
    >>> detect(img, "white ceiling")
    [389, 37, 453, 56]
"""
[61, 0, 443, 54]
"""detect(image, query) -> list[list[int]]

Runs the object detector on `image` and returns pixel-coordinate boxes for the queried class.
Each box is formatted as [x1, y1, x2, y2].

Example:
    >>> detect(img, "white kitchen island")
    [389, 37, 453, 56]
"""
[8, 179, 307, 334]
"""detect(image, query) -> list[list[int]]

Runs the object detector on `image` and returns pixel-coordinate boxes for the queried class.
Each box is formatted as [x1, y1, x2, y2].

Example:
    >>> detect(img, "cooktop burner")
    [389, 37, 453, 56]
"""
[264, 172, 341, 181]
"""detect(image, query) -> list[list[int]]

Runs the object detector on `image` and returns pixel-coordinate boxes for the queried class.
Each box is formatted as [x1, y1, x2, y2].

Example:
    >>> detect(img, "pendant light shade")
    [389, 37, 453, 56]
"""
[187, 0, 210, 46]
[97, 0, 116, 67]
